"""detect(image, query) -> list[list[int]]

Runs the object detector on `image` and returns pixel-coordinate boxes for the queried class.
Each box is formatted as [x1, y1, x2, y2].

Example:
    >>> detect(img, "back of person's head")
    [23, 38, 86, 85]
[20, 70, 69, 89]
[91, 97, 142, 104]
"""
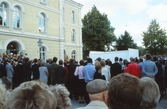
[69, 59, 74, 63]
[95, 64, 102, 72]
[0, 83, 7, 109]
[79, 60, 84, 66]
[8, 81, 56, 109]
[24, 58, 29, 63]
[94, 60, 100, 67]
[59, 59, 63, 65]
[139, 58, 143, 62]
[33, 58, 37, 63]
[145, 54, 151, 60]
[53, 57, 58, 63]
[49, 85, 71, 109]
[87, 58, 92, 63]
[140, 77, 160, 109]
[115, 57, 119, 62]
[119, 58, 123, 62]
[130, 57, 135, 62]
[107, 73, 143, 109]
[40, 61, 46, 66]
[153, 56, 158, 61]
[100, 60, 106, 67]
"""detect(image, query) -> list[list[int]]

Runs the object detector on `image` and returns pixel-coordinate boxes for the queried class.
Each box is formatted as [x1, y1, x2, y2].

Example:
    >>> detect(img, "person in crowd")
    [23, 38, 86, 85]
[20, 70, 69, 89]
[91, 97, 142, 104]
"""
[140, 77, 160, 109]
[7, 80, 57, 109]
[13, 59, 23, 89]
[64, 61, 69, 88]
[74, 60, 85, 103]
[0, 83, 7, 109]
[127, 57, 141, 78]
[39, 61, 48, 84]
[76, 79, 108, 109]
[94, 64, 106, 80]
[67, 59, 78, 100]
[5, 59, 14, 82]
[107, 73, 143, 109]
[83, 58, 96, 104]
[110, 57, 122, 78]
[55, 60, 66, 85]
[119, 58, 124, 71]
[94, 60, 101, 67]
[123, 60, 129, 72]
[45, 59, 51, 68]
[0, 60, 6, 78]
[142, 54, 158, 79]
[22, 58, 31, 82]
[100, 60, 110, 83]
[0, 76, 12, 91]
[32, 58, 40, 80]
[105, 59, 111, 72]
[50, 84, 71, 109]
[48, 57, 59, 85]
[153, 56, 163, 96]
[138, 58, 144, 77]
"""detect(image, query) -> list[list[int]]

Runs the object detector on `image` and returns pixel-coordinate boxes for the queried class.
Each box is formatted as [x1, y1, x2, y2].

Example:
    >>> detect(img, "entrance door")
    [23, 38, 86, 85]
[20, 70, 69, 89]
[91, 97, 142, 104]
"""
[7, 42, 19, 55]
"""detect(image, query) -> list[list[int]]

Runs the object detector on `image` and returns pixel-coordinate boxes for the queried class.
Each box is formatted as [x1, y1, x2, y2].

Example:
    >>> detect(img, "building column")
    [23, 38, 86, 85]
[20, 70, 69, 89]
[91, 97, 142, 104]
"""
[79, 8, 83, 60]
[59, 0, 64, 60]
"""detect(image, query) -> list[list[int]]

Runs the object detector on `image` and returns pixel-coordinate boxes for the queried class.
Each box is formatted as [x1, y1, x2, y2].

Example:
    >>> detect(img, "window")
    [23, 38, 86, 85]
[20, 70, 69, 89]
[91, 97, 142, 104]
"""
[71, 29, 75, 42]
[71, 10, 75, 23]
[13, 6, 21, 28]
[0, 3, 8, 26]
[71, 50, 76, 60]
[39, 13, 46, 32]
[40, 0, 46, 3]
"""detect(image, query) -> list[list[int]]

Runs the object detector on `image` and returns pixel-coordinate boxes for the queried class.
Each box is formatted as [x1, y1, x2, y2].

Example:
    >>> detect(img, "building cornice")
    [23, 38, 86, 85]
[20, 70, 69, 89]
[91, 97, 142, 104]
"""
[0, 30, 60, 41]
[17, 0, 60, 13]
[64, 0, 83, 9]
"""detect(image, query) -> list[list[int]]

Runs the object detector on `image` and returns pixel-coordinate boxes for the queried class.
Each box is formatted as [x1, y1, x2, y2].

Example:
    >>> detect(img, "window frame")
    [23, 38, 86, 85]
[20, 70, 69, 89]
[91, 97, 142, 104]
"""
[13, 6, 21, 29]
[0, 2, 9, 27]
[71, 28, 76, 42]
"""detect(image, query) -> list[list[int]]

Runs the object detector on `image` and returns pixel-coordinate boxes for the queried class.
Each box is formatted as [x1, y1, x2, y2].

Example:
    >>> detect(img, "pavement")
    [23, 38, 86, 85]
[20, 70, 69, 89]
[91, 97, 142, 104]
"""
[71, 94, 167, 109]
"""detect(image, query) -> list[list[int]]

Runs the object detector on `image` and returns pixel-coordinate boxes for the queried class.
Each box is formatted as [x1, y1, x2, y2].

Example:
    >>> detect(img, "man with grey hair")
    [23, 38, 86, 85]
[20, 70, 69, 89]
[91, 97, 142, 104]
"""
[76, 79, 108, 109]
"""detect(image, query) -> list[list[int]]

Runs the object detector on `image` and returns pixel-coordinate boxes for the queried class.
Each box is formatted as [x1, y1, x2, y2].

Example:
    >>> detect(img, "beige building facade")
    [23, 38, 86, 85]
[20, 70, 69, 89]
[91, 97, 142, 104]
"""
[0, 0, 83, 61]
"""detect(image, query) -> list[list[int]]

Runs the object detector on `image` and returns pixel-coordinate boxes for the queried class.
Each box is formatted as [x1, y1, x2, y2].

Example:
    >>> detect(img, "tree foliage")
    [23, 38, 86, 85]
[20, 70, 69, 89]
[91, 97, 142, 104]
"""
[82, 5, 116, 58]
[116, 31, 137, 50]
[142, 19, 167, 55]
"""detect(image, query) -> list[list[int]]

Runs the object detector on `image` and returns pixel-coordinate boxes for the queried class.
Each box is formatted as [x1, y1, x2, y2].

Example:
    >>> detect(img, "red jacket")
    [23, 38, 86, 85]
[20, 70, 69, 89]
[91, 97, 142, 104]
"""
[127, 62, 141, 78]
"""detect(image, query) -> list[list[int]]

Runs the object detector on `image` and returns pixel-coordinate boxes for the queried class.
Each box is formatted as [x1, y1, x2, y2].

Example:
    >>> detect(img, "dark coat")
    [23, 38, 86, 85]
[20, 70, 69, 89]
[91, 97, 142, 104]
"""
[22, 62, 31, 81]
[55, 66, 66, 84]
[48, 63, 59, 85]
[110, 62, 122, 78]
[32, 63, 40, 80]
[0, 63, 6, 78]
[13, 63, 24, 88]
[94, 71, 106, 80]
[67, 63, 77, 81]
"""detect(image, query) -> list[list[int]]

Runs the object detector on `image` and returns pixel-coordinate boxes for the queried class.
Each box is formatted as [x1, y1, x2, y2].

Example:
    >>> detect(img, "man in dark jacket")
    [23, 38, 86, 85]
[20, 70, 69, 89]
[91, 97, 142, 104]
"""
[55, 60, 66, 84]
[32, 58, 40, 80]
[110, 57, 122, 78]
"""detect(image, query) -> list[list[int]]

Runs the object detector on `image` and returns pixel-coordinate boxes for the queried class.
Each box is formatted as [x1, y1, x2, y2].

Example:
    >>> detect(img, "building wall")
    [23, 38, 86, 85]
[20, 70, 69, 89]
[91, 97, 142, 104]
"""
[0, 0, 83, 61]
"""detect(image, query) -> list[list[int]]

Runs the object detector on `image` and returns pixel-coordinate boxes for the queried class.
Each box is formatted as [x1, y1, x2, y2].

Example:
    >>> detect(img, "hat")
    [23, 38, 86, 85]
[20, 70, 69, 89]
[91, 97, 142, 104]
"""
[86, 79, 108, 94]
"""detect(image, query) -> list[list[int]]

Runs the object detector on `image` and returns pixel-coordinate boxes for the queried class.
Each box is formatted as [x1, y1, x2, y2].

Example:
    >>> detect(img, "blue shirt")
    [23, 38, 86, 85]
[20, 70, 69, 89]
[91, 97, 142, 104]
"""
[83, 63, 96, 83]
[142, 60, 158, 77]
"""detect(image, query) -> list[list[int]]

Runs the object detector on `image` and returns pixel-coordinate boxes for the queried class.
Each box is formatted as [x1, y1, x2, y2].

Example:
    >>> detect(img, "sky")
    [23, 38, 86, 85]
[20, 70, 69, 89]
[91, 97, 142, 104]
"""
[75, 0, 167, 46]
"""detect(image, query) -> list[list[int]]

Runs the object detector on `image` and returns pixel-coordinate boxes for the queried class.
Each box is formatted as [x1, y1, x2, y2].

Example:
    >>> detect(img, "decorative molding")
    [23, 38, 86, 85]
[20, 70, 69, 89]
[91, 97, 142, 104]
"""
[0, 30, 60, 41]
[4, 38, 25, 50]
[63, 22, 81, 28]
[64, 0, 83, 9]
[17, 0, 60, 14]
[11, 2, 25, 13]
[0, 0, 11, 7]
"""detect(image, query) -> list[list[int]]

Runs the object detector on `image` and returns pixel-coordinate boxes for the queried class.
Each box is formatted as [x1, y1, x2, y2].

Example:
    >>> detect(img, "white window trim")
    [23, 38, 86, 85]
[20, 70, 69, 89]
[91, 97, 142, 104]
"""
[71, 28, 76, 43]
[38, 11, 49, 33]
[71, 10, 75, 23]
[39, 0, 47, 5]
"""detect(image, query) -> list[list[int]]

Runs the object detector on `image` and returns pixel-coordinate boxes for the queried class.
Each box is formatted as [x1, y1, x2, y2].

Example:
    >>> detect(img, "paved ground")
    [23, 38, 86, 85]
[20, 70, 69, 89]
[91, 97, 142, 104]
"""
[71, 94, 167, 109]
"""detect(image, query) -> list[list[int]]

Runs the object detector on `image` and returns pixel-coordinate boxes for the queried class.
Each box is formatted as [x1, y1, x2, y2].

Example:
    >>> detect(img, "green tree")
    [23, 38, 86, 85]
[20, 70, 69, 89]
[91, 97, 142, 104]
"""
[82, 5, 116, 58]
[142, 19, 167, 55]
[116, 31, 137, 50]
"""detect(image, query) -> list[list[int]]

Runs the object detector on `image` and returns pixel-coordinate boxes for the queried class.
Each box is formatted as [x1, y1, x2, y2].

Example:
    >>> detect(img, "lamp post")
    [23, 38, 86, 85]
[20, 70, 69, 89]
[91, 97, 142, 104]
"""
[37, 39, 43, 60]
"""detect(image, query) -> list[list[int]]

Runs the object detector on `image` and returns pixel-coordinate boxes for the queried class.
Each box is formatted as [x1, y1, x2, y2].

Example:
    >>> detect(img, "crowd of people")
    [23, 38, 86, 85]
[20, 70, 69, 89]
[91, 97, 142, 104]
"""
[0, 52, 166, 109]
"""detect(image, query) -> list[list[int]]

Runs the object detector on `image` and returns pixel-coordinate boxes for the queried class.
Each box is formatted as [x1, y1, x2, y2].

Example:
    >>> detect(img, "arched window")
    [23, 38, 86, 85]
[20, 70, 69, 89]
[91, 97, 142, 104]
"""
[39, 13, 46, 32]
[71, 10, 75, 23]
[0, 2, 8, 26]
[13, 6, 21, 28]
[71, 50, 76, 60]
[71, 29, 75, 42]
